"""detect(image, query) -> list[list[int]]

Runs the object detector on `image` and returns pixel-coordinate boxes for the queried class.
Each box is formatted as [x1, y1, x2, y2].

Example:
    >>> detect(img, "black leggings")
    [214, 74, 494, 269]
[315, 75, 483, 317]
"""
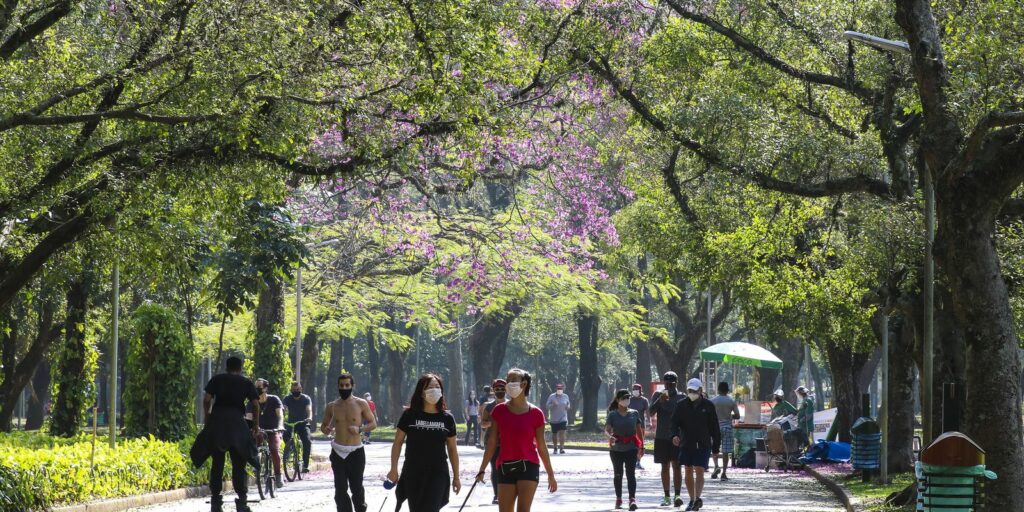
[610, 449, 638, 499]
[331, 448, 367, 512]
[210, 449, 248, 500]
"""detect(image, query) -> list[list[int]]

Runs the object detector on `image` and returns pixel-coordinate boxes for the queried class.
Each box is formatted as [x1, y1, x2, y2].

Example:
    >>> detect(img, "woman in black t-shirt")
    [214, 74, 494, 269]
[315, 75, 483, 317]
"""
[388, 373, 461, 512]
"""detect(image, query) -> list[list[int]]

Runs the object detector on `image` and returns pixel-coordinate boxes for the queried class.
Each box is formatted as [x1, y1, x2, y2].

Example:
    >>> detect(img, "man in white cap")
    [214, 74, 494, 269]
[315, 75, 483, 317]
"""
[670, 378, 721, 511]
[770, 388, 797, 420]
[546, 383, 570, 454]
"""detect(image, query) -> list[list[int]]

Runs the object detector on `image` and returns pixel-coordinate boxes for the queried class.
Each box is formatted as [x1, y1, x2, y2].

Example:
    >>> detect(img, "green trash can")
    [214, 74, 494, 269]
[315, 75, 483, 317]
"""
[915, 462, 997, 512]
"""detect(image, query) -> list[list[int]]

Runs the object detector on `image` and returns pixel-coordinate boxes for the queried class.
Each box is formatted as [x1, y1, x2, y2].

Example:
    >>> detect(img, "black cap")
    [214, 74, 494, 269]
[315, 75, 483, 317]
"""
[662, 371, 678, 382]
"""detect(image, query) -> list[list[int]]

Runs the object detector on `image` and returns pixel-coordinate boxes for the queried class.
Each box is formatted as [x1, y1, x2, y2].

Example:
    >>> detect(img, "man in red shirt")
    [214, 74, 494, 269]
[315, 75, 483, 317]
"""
[362, 393, 377, 444]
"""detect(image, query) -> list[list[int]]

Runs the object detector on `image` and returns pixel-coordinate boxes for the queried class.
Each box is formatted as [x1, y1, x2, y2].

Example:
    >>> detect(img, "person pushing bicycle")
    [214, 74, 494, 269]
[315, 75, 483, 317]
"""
[282, 381, 314, 473]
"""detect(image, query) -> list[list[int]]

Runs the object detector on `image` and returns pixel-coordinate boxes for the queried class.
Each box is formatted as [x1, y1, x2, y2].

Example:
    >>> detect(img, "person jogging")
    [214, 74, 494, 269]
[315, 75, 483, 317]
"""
[190, 357, 260, 512]
[709, 382, 740, 480]
[388, 373, 461, 512]
[247, 378, 284, 488]
[476, 368, 557, 512]
[282, 382, 313, 473]
[545, 383, 570, 454]
[321, 373, 377, 512]
[650, 371, 686, 507]
[671, 379, 721, 512]
[465, 390, 481, 446]
[479, 378, 507, 505]
[606, 389, 643, 511]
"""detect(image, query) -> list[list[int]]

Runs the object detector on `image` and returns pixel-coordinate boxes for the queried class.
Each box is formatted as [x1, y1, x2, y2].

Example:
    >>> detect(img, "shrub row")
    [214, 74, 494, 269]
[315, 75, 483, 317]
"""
[0, 432, 206, 511]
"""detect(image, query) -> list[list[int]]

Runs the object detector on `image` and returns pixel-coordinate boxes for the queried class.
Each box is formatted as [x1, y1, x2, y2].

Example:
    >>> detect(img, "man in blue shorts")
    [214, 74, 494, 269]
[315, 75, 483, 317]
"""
[671, 379, 721, 512]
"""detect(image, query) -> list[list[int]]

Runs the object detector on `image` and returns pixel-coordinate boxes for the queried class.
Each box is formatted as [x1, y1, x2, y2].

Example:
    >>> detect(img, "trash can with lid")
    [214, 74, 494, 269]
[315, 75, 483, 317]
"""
[916, 432, 997, 512]
[850, 417, 881, 471]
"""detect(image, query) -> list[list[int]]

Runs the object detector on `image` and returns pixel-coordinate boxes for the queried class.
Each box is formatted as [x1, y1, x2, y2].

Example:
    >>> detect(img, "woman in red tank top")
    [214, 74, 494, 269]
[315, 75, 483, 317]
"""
[475, 368, 557, 511]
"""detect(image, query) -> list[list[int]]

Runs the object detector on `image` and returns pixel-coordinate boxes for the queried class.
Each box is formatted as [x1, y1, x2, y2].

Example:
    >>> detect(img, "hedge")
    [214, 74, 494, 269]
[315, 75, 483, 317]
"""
[0, 432, 206, 511]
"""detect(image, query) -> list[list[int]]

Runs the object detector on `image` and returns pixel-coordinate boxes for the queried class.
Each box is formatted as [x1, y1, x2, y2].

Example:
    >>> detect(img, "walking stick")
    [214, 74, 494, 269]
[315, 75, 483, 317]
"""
[457, 479, 479, 512]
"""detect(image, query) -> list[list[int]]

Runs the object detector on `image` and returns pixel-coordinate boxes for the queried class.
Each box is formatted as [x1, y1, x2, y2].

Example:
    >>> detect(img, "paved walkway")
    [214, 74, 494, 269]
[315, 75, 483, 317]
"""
[128, 441, 843, 511]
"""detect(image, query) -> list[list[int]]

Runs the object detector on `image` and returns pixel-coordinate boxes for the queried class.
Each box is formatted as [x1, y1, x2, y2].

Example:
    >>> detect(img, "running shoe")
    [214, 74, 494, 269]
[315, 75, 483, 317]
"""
[720, 473, 729, 481]
[711, 468, 720, 479]
[492, 496, 499, 505]
[674, 495, 684, 507]
[629, 498, 638, 511]
[560, 448, 566, 454]
[660, 495, 671, 506]
[615, 498, 623, 509]
[684, 500, 694, 511]
[692, 497, 703, 511]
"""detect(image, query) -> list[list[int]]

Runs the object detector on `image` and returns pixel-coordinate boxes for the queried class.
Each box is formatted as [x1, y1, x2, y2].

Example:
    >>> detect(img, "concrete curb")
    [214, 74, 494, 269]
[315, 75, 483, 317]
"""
[803, 465, 859, 512]
[50, 459, 332, 512]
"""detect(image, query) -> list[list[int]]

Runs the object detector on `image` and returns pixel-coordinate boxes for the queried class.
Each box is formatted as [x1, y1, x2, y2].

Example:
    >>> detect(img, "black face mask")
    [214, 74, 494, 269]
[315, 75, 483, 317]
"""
[291, 391, 301, 398]
[339, 388, 353, 400]
[665, 382, 677, 394]
[494, 391, 506, 399]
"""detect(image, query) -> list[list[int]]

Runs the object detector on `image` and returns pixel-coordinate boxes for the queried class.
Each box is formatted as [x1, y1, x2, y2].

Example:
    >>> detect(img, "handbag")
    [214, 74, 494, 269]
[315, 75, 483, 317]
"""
[500, 459, 527, 475]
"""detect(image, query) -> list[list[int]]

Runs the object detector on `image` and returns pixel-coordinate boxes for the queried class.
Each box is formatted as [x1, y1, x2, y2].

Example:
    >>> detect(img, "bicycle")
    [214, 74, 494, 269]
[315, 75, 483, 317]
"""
[253, 428, 281, 500]
[282, 419, 310, 482]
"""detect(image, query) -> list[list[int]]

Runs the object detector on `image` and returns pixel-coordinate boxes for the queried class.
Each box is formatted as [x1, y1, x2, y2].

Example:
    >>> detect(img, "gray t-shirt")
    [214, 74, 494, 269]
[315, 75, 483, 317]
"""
[710, 395, 739, 425]
[546, 393, 570, 423]
[606, 409, 642, 452]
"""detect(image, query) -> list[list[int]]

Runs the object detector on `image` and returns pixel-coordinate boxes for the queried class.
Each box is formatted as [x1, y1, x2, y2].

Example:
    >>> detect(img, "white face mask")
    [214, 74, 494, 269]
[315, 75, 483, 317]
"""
[506, 382, 522, 398]
[631, 390, 640, 397]
[424, 388, 442, 405]
[618, 399, 629, 408]
[687, 391, 700, 401]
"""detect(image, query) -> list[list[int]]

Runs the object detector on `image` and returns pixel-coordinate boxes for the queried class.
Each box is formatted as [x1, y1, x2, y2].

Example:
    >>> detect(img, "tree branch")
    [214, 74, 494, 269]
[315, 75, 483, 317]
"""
[0, 0, 72, 60]
[663, 0, 874, 100]
[580, 50, 893, 199]
[660, 146, 701, 226]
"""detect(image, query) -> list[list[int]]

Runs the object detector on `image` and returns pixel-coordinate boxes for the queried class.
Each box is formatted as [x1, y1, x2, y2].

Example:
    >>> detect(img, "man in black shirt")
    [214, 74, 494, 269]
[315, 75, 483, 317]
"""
[282, 381, 314, 472]
[248, 378, 284, 488]
[190, 357, 259, 512]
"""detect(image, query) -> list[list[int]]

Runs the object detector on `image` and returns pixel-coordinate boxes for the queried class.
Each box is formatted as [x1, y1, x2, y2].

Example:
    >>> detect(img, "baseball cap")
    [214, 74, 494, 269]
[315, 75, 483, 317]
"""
[662, 371, 678, 382]
[774, 388, 785, 397]
[555, 383, 564, 389]
[631, 383, 642, 390]
[686, 378, 702, 391]
[492, 378, 507, 387]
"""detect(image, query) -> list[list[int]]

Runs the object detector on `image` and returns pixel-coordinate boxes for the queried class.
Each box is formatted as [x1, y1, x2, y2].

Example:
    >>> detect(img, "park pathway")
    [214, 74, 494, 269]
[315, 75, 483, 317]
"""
[127, 442, 843, 512]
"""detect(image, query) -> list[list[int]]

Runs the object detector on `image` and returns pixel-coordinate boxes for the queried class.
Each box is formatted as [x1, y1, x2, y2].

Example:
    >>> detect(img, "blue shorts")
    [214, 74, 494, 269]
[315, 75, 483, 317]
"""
[678, 447, 711, 469]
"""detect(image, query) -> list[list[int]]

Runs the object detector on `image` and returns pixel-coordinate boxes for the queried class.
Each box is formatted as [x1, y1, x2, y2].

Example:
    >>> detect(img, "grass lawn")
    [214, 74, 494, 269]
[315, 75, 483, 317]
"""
[813, 464, 916, 511]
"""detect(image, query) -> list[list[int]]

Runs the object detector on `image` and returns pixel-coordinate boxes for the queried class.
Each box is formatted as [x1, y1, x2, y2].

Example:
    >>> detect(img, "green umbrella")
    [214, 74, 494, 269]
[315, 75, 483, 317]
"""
[700, 342, 783, 370]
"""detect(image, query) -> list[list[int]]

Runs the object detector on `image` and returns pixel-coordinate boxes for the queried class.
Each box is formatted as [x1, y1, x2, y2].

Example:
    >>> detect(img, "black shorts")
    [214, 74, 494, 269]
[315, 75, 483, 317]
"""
[549, 421, 568, 433]
[653, 438, 679, 464]
[496, 460, 540, 484]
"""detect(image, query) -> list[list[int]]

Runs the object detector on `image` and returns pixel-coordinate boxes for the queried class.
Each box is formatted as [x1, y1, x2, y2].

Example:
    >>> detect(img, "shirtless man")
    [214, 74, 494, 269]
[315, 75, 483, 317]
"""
[321, 372, 377, 512]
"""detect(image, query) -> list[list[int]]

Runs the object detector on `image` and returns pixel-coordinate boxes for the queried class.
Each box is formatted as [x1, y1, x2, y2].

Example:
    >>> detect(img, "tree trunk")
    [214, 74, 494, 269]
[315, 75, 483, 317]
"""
[326, 337, 342, 410]
[445, 333, 465, 421]
[25, 359, 50, 430]
[934, 189, 1024, 509]
[384, 342, 405, 425]
[300, 324, 319, 393]
[757, 368, 780, 401]
[577, 313, 601, 431]
[51, 274, 92, 437]
[823, 342, 868, 443]
[253, 276, 291, 395]
[808, 355, 826, 411]
[777, 338, 805, 399]
[886, 313, 916, 473]
[367, 331, 381, 421]
[468, 303, 522, 392]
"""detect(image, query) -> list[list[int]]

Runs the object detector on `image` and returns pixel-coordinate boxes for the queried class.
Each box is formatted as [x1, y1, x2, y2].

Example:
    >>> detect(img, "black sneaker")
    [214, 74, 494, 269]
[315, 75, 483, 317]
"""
[560, 448, 566, 454]
[683, 500, 694, 511]
[492, 496, 499, 505]
[692, 498, 703, 511]
[675, 496, 684, 508]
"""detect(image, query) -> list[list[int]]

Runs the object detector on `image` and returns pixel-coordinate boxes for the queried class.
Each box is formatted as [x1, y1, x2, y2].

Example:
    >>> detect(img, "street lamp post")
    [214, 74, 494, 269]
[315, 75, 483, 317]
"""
[842, 28, 936, 455]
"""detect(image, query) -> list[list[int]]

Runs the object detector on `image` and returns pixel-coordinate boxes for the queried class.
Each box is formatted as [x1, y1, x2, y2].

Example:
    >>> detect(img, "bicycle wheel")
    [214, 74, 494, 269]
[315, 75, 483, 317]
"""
[264, 461, 276, 499]
[296, 442, 304, 481]
[283, 442, 297, 482]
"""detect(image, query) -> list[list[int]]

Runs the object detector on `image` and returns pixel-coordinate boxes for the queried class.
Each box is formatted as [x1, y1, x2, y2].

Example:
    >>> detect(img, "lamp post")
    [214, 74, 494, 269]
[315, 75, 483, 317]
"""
[843, 27, 935, 457]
